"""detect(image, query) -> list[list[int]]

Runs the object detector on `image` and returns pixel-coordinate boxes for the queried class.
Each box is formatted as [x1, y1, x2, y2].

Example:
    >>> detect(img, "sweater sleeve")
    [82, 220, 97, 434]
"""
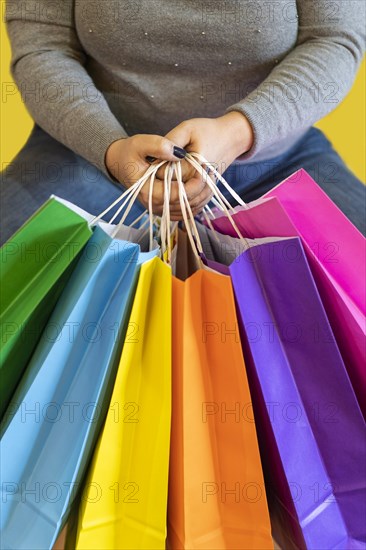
[5, 0, 128, 177]
[226, 0, 366, 159]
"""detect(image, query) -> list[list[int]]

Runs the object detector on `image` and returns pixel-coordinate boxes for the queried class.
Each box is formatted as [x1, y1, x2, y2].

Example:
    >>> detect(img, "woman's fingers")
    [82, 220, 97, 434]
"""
[187, 180, 214, 213]
[135, 134, 187, 162]
[155, 158, 196, 182]
[135, 156, 212, 219]
[183, 174, 208, 202]
[140, 173, 208, 209]
[168, 180, 213, 219]
[138, 178, 180, 207]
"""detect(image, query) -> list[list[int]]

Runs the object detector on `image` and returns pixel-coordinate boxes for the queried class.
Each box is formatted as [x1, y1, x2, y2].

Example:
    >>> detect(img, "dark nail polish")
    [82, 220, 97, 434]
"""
[173, 146, 187, 159]
[146, 155, 156, 163]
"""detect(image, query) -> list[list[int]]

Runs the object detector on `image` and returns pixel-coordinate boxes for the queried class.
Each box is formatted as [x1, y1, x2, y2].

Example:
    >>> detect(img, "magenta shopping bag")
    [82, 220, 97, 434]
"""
[212, 169, 366, 418]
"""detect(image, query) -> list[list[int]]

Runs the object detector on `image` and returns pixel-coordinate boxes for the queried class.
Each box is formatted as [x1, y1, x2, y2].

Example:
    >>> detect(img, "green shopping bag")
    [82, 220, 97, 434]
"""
[0, 198, 92, 417]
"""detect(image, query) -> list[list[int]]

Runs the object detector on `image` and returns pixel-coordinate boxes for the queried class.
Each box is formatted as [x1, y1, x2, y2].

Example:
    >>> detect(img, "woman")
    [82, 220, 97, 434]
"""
[1, 0, 365, 244]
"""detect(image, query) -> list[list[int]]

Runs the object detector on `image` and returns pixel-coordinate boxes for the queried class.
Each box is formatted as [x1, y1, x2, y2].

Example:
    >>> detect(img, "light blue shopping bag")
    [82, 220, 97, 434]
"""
[0, 225, 157, 550]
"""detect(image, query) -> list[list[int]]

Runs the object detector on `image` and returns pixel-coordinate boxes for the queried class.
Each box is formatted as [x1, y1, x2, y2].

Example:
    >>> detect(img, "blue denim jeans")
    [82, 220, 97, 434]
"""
[1, 125, 365, 245]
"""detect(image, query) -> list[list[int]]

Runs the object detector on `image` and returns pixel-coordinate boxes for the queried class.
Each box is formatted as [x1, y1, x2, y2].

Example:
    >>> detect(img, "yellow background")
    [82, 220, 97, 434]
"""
[1, 13, 365, 180]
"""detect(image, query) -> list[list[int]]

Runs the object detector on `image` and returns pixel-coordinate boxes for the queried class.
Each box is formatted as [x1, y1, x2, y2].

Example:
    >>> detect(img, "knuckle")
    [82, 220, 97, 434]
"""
[158, 136, 171, 153]
[152, 196, 163, 206]
[180, 119, 191, 130]
[139, 190, 148, 202]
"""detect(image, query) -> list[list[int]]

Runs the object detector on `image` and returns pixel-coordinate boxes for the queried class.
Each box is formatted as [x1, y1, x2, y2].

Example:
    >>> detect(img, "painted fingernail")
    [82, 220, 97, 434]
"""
[173, 146, 187, 159]
[146, 155, 156, 163]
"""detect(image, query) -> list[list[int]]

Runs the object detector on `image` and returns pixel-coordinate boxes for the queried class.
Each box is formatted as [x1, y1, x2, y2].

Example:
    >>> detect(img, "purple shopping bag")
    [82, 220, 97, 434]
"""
[226, 236, 366, 549]
[212, 170, 366, 418]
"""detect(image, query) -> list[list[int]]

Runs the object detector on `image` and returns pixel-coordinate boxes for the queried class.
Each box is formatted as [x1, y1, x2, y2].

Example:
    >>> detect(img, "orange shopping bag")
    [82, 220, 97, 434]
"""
[168, 260, 273, 549]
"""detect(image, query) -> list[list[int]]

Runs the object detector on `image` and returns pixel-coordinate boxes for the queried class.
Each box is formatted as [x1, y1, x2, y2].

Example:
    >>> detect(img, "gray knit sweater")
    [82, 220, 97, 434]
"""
[5, 0, 366, 177]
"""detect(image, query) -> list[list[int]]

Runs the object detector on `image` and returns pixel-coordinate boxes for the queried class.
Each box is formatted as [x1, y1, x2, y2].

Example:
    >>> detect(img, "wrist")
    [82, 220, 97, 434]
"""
[219, 111, 254, 157]
[105, 137, 128, 181]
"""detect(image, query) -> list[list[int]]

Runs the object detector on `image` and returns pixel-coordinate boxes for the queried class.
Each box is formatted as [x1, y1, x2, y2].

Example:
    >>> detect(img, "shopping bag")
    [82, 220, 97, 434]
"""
[0, 224, 157, 550]
[227, 236, 366, 549]
[0, 198, 92, 417]
[74, 257, 171, 549]
[211, 169, 366, 417]
[167, 167, 273, 549]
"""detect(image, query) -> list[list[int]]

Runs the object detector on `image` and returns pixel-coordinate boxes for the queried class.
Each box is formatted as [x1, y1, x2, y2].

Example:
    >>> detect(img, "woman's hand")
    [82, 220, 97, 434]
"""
[158, 112, 254, 216]
[105, 134, 188, 215]
[105, 112, 254, 220]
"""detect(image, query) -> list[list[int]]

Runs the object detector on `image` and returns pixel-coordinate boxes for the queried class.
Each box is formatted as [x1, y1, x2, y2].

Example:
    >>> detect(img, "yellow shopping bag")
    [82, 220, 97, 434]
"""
[74, 257, 172, 549]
